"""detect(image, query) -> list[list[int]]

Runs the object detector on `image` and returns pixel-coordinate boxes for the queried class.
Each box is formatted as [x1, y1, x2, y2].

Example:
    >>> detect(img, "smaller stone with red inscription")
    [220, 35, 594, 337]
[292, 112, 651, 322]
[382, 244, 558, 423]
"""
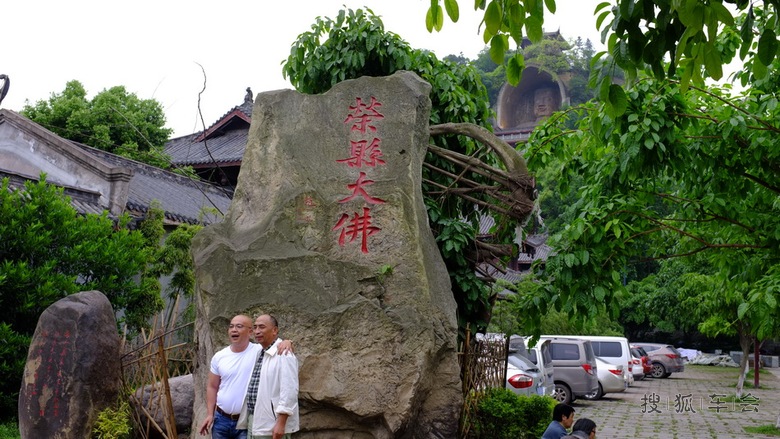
[18, 290, 121, 439]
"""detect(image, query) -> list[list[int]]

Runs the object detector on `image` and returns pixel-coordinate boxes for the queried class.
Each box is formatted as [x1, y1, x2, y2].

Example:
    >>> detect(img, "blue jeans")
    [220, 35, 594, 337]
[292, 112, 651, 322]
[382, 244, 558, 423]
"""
[212, 411, 247, 439]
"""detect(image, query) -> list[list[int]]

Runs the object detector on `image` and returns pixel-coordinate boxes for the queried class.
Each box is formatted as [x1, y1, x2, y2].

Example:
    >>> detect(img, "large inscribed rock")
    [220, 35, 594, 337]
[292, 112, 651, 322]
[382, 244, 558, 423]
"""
[191, 71, 461, 438]
[19, 290, 121, 439]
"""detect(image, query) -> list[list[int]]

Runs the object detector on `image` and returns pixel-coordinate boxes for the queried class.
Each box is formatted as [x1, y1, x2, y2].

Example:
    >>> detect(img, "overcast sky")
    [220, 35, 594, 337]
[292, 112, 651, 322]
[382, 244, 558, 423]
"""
[3, 0, 605, 138]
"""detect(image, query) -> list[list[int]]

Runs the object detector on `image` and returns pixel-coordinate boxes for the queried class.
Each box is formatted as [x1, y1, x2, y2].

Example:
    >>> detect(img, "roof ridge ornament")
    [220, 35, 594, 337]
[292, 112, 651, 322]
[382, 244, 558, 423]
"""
[0, 74, 9, 106]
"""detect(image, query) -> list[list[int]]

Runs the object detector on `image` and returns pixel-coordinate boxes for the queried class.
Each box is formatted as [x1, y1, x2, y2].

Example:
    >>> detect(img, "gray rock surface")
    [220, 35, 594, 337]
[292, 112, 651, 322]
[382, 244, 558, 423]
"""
[191, 71, 461, 438]
[19, 290, 121, 439]
[133, 374, 194, 438]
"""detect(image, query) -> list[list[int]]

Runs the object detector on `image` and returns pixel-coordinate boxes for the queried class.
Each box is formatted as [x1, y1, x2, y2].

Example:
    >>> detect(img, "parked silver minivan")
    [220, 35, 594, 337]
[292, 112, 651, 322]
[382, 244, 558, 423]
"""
[540, 336, 599, 404]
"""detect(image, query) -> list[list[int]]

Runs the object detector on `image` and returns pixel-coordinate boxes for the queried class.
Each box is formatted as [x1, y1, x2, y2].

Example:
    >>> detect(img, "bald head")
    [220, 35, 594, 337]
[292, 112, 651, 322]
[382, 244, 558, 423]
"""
[227, 314, 253, 351]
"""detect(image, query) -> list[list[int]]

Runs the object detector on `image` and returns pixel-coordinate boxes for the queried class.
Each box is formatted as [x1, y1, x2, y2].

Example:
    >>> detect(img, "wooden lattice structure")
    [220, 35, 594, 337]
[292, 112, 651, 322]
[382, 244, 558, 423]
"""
[458, 327, 510, 438]
[120, 303, 196, 439]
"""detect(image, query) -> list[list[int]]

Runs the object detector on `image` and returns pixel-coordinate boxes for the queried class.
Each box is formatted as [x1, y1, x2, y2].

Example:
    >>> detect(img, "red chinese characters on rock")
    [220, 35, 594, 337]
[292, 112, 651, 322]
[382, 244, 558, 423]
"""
[30, 329, 71, 417]
[336, 138, 386, 168]
[333, 207, 381, 254]
[343, 96, 384, 134]
[338, 172, 386, 205]
[334, 96, 387, 253]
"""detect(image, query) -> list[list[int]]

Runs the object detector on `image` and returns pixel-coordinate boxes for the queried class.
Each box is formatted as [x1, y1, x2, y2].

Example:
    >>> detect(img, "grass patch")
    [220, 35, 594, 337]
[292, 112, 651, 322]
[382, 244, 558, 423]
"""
[685, 364, 778, 387]
[685, 364, 741, 375]
[744, 425, 780, 436]
[0, 421, 20, 439]
[713, 392, 761, 405]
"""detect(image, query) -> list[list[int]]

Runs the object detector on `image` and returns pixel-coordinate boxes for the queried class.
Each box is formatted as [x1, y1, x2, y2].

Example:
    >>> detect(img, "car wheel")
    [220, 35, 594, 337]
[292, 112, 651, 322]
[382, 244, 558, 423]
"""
[583, 383, 604, 400]
[662, 372, 672, 378]
[651, 362, 667, 378]
[552, 383, 573, 405]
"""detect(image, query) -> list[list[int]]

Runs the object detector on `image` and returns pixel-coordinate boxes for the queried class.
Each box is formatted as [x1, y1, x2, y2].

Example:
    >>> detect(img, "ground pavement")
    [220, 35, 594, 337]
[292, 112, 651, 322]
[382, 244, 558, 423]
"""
[569, 364, 780, 439]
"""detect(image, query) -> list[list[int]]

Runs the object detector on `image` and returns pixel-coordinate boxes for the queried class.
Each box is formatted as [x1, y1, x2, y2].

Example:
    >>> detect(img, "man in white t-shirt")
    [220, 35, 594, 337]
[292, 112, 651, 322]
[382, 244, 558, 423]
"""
[199, 315, 292, 438]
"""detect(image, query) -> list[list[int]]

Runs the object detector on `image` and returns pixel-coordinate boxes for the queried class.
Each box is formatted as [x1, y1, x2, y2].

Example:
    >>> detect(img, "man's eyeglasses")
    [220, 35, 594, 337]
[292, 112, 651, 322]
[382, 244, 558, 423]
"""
[228, 324, 246, 329]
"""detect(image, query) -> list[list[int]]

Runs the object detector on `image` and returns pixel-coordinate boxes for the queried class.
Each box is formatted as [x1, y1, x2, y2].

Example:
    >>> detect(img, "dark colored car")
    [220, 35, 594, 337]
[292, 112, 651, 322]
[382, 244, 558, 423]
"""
[633, 343, 685, 378]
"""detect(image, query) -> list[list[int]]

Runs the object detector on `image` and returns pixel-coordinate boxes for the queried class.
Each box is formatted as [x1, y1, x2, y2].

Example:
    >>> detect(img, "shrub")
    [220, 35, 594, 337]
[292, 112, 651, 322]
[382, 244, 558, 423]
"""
[0, 323, 29, 420]
[0, 421, 21, 439]
[92, 400, 132, 439]
[473, 388, 556, 439]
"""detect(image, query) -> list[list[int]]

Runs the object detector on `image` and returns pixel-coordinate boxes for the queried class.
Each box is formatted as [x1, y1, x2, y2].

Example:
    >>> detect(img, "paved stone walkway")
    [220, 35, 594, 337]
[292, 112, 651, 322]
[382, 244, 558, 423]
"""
[569, 365, 780, 439]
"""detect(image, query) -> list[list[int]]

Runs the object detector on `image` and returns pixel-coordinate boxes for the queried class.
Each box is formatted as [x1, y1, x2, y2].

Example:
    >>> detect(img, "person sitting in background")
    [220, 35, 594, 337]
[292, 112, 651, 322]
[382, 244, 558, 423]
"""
[562, 418, 597, 439]
[541, 403, 575, 439]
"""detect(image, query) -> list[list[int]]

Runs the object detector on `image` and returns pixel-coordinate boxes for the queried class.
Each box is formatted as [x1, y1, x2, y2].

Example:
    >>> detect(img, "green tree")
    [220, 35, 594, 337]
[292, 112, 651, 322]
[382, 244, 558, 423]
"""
[522, 37, 571, 78]
[426, 2, 780, 399]
[22, 80, 173, 168]
[521, 60, 780, 362]
[146, 215, 202, 327]
[283, 7, 526, 333]
[427, 0, 779, 115]
[488, 279, 624, 337]
[521, 73, 780, 320]
[470, 36, 598, 111]
[0, 176, 167, 420]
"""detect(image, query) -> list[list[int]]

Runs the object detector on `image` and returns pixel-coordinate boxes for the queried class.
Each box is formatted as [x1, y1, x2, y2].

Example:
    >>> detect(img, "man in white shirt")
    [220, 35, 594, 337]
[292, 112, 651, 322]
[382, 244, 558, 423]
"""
[199, 315, 291, 439]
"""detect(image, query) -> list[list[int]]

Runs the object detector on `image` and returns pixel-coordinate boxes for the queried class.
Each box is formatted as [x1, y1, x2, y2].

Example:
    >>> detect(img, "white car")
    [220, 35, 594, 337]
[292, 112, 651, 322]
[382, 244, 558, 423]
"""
[508, 335, 555, 397]
[505, 353, 549, 397]
[583, 356, 627, 400]
[575, 335, 635, 386]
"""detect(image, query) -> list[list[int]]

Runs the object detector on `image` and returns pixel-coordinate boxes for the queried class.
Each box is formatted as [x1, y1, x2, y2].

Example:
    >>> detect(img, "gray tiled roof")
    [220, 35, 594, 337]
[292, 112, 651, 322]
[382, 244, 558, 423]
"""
[474, 213, 551, 287]
[1, 170, 108, 218]
[517, 244, 552, 263]
[75, 142, 232, 225]
[165, 97, 253, 166]
[1, 108, 232, 226]
[70, 198, 108, 216]
[165, 127, 249, 166]
[479, 264, 527, 284]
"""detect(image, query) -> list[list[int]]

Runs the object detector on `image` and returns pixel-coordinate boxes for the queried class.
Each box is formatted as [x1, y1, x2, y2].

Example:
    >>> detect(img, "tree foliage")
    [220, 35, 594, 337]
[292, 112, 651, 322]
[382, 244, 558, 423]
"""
[489, 279, 623, 336]
[22, 80, 173, 168]
[417, 1, 777, 346]
[0, 177, 171, 420]
[521, 63, 780, 344]
[283, 7, 507, 332]
[472, 36, 598, 109]
[428, 0, 780, 116]
[0, 177, 164, 334]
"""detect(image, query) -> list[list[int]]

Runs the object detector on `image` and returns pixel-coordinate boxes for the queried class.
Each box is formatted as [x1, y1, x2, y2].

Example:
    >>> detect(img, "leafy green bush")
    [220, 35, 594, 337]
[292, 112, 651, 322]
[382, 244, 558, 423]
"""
[92, 400, 132, 439]
[0, 420, 21, 439]
[0, 323, 29, 421]
[474, 388, 556, 439]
